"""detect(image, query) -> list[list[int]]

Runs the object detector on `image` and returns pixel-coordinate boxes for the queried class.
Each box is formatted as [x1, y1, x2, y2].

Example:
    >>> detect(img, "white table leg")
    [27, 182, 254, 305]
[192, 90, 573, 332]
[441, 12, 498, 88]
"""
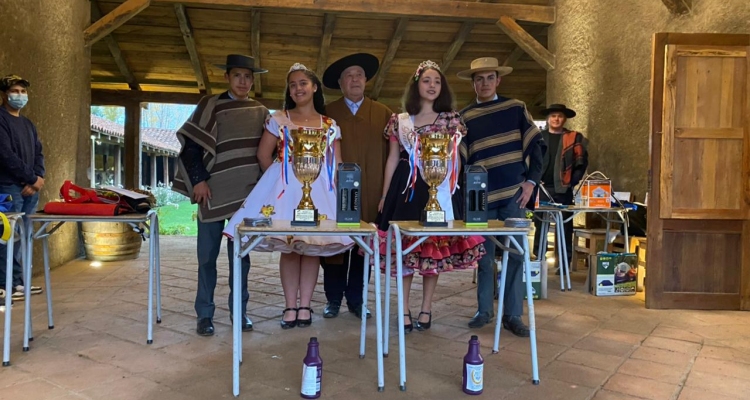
[2, 218, 17, 366]
[557, 212, 572, 291]
[23, 228, 35, 351]
[538, 216, 550, 299]
[146, 218, 155, 345]
[359, 246, 369, 359]
[384, 229, 391, 358]
[393, 224, 407, 391]
[522, 235, 540, 384]
[232, 227, 242, 397]
[153, 215, 162, 324]
[373, 233, 384, 392]
[493, 236, 511, 353]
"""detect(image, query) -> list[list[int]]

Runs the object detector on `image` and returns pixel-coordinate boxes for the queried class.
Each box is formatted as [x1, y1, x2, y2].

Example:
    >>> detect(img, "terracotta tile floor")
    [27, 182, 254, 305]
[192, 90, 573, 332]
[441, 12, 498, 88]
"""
[2, 237, 750, 400]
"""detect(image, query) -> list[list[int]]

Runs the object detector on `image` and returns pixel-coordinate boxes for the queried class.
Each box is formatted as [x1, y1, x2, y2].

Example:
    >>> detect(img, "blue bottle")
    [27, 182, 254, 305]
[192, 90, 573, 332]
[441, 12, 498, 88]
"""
[462, 335, 484, 395]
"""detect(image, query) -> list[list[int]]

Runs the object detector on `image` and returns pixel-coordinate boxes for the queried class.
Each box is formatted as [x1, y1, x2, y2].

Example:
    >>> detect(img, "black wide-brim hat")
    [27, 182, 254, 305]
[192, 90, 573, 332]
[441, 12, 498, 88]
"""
[322, 53, 380, 90]
[540, 103, 576, 118]
[214, 54, 268, 74]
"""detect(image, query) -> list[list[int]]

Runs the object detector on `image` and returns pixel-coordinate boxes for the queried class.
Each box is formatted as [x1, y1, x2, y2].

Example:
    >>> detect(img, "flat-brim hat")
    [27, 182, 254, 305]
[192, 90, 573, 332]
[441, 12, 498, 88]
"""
[214, 54, 268, 74]
[323, 53, 380, 90]
[457, 57, 513, 80]
[540, 104, 576, 118]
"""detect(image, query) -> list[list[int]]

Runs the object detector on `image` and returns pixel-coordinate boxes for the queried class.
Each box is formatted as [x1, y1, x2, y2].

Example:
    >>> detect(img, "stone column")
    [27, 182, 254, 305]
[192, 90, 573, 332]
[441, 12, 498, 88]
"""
[162, 156, 169, 186]
[0, 0, 91, 268]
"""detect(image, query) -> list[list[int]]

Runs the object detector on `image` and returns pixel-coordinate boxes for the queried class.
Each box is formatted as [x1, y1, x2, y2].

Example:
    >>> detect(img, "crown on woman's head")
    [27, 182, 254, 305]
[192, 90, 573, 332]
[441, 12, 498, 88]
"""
[414, 60, 441, 81]
[288, 63, 310, 73]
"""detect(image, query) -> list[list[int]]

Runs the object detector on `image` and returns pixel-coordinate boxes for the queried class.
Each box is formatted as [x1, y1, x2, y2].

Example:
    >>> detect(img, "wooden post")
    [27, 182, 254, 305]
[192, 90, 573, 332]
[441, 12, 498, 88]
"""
[90, 137, 96, 187]
[114, 146, 122, 186]
[124, 101, 142, 188]
[150, 154, 158, 188]
[162, 156, 170, 186]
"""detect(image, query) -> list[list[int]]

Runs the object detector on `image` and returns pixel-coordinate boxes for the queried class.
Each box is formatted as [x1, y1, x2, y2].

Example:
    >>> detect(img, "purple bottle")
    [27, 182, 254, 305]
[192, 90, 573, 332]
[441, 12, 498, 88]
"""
[462, 335, 484, 395]
[301, 337, 323, 399]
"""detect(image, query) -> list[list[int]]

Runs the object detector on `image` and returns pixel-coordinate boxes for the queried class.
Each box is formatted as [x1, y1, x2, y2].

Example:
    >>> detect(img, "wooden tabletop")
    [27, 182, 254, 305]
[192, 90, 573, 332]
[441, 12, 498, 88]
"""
[391, 220, 531, 233]
[237, 219, 376, 234]
[535, 206, 627, 212]
[28, 211, 154, 221]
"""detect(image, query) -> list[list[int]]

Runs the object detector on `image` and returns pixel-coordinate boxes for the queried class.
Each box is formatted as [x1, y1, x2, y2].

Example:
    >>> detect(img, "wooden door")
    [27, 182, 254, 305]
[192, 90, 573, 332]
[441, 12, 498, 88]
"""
[648, 33, 750, 310]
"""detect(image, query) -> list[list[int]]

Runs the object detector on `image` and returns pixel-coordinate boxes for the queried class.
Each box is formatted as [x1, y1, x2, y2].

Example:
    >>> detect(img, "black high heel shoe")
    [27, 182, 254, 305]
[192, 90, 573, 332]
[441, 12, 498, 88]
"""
[415, 311, 432, 331]
[280, 308, 298, 329]
[297, 307, 313, 328]
[403, 310, 413, 334]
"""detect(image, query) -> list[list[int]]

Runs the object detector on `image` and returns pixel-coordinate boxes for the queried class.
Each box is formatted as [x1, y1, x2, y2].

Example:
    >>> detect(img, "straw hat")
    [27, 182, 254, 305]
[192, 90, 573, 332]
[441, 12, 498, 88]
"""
[457, 57, 513, 80]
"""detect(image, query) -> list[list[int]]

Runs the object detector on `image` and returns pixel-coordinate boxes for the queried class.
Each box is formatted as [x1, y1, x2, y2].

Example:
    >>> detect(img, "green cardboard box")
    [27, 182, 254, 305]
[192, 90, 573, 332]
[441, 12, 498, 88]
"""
[589, 253, 638, 296]
[497, 260, 541, 300]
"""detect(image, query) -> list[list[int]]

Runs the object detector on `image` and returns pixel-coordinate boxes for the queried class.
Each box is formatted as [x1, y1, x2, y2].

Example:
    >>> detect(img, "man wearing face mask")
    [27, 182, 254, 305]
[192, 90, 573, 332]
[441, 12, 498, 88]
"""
[318, 54, 392, 319]
[0, 74, 45, 301]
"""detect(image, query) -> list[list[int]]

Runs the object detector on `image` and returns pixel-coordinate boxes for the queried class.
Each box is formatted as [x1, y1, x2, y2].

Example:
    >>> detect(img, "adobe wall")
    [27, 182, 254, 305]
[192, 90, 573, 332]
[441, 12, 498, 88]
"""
[0, 0, 92, 268]
[547, 0, 750, 201]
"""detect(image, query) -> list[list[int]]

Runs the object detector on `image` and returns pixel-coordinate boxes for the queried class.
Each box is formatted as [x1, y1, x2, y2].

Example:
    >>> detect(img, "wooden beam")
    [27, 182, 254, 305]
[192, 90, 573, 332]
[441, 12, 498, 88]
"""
[91, 1, 140, 90]
[84, 0, 151, 46]
[250, 10, 263, 97]
[496, 16, 555, 71]
[91, 89, 284, 109]
[123, 101, 142, 188]
[315, 14, 337, 77]
[531, 90, 546, 107]
[441, 22, 474, 72]
[661, 0, 691, 15]
[155, 0, 555, 24]
[502, 46, 526, 67]
[371, 17, 408, 100]
[174, 4, 211, 94]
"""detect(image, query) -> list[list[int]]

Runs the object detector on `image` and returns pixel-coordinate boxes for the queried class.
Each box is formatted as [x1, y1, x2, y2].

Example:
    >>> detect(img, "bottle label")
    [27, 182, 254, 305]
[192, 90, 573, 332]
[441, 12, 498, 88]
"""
[301, 364, 318, 395]
[465, 363, 483, 392]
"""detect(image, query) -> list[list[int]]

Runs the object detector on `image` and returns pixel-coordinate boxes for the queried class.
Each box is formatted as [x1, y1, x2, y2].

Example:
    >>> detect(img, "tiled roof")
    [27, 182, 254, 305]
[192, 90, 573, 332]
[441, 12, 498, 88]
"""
[90, 115, 181, 154]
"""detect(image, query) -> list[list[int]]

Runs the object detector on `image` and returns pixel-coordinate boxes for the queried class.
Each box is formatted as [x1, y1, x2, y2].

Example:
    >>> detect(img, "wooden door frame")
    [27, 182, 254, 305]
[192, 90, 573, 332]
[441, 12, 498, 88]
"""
[647, 33, 750, 310]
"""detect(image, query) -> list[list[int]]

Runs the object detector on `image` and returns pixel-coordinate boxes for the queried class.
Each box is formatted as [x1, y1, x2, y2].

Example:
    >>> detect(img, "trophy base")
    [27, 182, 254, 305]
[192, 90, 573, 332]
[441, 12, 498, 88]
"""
[291, 208, 319, 226]
[420, 210, 448, 227]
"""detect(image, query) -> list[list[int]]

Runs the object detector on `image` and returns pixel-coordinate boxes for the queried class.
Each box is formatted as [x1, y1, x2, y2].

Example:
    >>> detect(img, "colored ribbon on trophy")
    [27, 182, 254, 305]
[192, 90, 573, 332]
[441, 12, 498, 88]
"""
[277, 126, 292, 199]
[325, 126, 336, 192]
[448, 131, 461, 194]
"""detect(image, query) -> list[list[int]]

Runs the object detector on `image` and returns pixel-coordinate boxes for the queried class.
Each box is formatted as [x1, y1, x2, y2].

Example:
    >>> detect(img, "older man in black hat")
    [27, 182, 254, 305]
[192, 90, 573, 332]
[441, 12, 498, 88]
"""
[319, 53, 392, 319]
[172, 54, 270, 336]
[534, 104, 588, 268]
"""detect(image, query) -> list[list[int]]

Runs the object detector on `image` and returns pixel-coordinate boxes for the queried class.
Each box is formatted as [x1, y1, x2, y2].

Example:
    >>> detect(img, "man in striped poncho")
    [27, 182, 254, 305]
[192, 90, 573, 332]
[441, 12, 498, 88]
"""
[458, 58, 546, 336]
[172, 55, 270, 336]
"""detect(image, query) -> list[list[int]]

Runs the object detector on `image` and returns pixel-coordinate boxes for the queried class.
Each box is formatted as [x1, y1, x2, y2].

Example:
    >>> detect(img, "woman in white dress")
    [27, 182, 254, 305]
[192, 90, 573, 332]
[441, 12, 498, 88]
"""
[224, 63, 352, 329]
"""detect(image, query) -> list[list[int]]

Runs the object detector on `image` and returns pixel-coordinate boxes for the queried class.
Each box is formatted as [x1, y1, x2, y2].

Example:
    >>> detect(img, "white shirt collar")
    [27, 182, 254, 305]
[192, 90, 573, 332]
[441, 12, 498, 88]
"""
[476, 94, 498, 104]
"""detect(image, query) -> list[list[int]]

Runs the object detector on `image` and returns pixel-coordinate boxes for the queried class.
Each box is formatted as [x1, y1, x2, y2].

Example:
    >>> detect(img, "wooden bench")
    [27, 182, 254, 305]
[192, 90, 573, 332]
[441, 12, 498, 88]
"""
[571, 229, 627, 270]
[629, 236, 647, 292]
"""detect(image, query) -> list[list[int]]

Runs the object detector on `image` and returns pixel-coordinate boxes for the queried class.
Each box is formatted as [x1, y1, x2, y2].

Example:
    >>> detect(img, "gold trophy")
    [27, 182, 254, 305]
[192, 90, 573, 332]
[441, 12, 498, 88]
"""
[418, 131, 453, 227]
[291, 127, 328, 226]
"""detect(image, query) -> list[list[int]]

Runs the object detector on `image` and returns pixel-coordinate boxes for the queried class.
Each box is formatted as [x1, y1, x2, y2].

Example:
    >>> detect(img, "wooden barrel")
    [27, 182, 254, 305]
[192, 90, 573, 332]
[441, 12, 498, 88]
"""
[81, 222, 142, 262]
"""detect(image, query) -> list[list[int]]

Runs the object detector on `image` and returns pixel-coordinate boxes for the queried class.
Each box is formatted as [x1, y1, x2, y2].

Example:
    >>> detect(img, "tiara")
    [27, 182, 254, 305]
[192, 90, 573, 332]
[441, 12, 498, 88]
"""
[288, 63, 310, 73]
[414, 60, 441, 81]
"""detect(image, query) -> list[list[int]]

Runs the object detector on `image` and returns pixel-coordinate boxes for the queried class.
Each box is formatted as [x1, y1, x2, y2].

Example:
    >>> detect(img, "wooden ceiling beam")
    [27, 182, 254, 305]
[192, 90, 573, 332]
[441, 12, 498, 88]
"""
[496, 16, 555, 71]
[85, 0, 151, 46]
[441, 22, 474, 72]
[154, 0, 555, 24]
[250, 10, 263, 97]
[661, 0, 691, 15]
[174, 4, 211, 95]
[370, 17, 409, 100]
[315, 14, 337, 77]
[531, 90, 546, 107]
[91, 1, 140, 91]
[503, 27, 546, 68]
[91, 89, 284, 109]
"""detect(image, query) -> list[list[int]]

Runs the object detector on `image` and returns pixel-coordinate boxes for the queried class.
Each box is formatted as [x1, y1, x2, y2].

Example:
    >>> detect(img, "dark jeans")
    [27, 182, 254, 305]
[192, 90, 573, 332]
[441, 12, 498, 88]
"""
[0, 184, 38, 287]
[195, 219, 250, 319]
[321, 246, 369, 307]
[476, 190, 527, 318]
[533, 187, 574, 262]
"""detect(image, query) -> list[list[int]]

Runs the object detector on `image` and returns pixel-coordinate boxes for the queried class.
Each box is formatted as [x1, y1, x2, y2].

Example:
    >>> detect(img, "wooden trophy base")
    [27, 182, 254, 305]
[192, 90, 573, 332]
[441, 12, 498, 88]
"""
[420, 210, 448, 227]
[291, 208, 319, 226]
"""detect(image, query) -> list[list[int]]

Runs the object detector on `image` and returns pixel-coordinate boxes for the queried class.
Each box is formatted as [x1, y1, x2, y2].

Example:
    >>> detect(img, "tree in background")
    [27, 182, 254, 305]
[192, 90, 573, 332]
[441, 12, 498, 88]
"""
[90, 103, 196, 130]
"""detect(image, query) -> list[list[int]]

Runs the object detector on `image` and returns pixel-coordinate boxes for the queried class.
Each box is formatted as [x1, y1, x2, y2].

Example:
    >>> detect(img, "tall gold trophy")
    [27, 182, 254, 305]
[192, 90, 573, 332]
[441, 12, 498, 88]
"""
[291, 127, 328, 226]
[418, 131, 453, 227]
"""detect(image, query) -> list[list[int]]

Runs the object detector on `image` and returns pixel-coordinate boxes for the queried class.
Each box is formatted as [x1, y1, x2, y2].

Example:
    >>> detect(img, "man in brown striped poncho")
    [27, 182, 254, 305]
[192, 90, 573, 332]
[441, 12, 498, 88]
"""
[172, 54, 270, 336]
